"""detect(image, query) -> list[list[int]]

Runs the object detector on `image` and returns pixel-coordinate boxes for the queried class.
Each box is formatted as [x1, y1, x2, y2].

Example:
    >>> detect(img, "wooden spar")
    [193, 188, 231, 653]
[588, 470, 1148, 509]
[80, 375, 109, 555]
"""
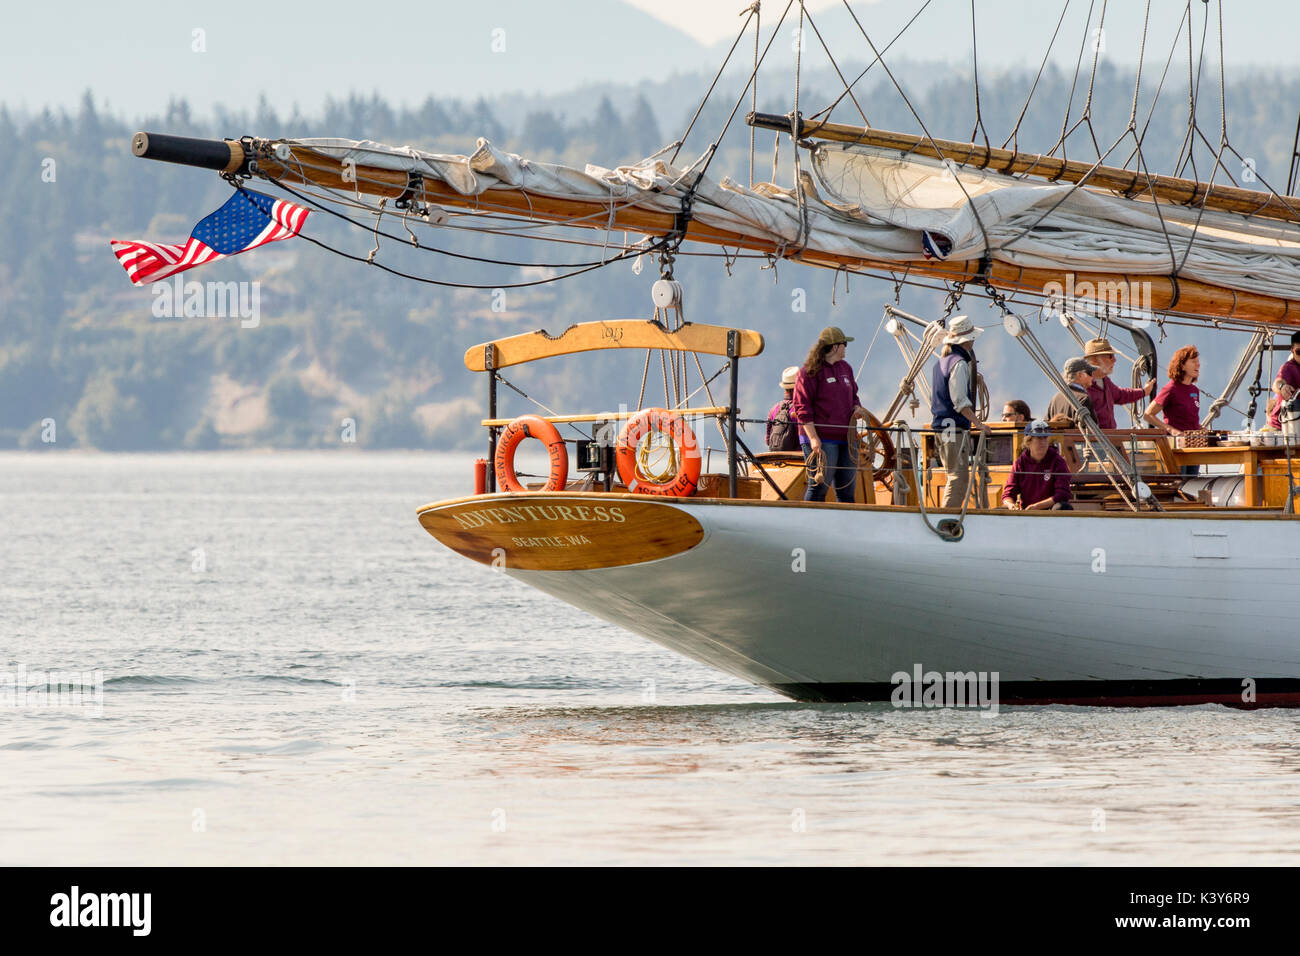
[748, 111, 1300, 225]
[253, 143, 1300, 329]
[464, 320, 764, 372]
[131, 131, 247, 175]
[480, 407, 730, 426]
[131, 132, 1300, 329]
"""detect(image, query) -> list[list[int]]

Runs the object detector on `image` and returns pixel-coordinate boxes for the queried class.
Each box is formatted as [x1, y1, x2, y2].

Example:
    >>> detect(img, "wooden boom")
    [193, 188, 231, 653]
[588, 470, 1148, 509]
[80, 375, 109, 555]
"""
[131, 131, 1300, 329]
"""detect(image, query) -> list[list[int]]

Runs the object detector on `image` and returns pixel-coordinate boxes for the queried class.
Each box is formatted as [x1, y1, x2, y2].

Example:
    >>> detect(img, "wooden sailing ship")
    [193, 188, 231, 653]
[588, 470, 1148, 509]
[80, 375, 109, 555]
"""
[119, 2, 1300, 706]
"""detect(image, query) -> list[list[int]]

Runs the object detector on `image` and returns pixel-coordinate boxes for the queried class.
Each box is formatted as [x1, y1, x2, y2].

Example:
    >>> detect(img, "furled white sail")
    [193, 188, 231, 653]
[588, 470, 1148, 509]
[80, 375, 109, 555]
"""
[812, 143, 1300, 301]
[290, 136, 1300, 302]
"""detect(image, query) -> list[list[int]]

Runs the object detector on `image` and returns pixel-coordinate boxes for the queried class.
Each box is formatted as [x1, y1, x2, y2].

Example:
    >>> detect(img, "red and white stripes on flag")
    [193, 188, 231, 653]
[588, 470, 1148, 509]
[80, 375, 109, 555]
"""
[110, 189, 309, 287]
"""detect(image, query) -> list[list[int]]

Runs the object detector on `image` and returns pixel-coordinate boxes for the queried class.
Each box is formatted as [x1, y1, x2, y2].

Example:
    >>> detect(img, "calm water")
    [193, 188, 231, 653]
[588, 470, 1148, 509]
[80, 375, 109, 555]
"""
[2, 451, 1298, 865]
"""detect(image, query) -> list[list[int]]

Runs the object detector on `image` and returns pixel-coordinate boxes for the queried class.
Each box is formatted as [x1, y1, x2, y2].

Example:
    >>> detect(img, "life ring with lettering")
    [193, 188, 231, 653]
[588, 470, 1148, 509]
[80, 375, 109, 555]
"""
[615, 408, 702, 497]
[495, 414, 568, 493]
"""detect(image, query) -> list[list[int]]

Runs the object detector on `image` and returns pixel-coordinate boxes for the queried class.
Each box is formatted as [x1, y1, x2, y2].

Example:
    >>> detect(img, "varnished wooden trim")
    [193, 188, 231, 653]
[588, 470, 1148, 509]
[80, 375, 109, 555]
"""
[418, 491, 1299, 521]
[463, 320, 764, 371]
[418, 497, 706, 570]
[480, 406, 729, 427]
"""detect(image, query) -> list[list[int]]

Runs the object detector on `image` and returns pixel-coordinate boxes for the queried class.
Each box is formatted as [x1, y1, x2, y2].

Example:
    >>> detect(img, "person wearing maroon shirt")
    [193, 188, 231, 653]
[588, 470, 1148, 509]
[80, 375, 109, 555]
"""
[1001, 419, 1073, 510]
[1143, 344, 1202, 475]
[1267, 331, 1300, 430]
[792, 326, 869, 503]
[1083, 337, 1155, 429]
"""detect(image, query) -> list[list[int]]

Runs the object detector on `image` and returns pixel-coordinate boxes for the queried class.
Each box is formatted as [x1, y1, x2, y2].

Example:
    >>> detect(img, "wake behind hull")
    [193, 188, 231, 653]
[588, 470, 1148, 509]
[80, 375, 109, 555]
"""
[418, 494, 1300, 707]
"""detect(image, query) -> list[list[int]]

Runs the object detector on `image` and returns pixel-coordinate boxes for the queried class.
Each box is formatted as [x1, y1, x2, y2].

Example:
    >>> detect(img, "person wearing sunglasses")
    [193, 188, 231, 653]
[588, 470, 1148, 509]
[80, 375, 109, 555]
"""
[1001, 400, 1031, 424]
[1267, 331, 1300, 430]
[1083, 337, 1156, 429]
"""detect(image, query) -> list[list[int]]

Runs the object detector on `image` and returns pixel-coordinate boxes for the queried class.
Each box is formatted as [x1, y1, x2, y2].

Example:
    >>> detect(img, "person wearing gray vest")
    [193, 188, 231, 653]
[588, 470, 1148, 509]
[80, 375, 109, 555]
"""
[929, 315, 991, 509]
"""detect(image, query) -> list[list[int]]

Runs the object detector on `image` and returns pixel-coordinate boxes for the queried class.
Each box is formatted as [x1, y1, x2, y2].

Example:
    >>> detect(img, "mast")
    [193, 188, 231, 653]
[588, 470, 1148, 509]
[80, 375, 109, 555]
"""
[131, 131, 1300, 329]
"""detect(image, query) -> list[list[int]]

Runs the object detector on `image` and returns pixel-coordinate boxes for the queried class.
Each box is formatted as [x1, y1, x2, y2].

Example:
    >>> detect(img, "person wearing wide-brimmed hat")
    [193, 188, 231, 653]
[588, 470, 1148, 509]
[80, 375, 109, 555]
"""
[930, 315, 991, 508]
[1083, 337, 1154, 429]
[791, 326, 869, 502]
[1046, 356, 1100, 426]
[766, 365, 802, 452]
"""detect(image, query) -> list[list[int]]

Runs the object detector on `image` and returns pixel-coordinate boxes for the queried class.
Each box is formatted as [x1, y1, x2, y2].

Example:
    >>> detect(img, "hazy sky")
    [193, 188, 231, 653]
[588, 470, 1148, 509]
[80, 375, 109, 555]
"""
[625, 0, 848, 44]
[2, 1, 1296, 118]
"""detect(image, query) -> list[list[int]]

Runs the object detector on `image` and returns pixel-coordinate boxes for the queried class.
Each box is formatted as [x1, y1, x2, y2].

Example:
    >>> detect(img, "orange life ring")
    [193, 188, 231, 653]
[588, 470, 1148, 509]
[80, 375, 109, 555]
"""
[494, 414, 568, 492]
[615, 408, 702, 497]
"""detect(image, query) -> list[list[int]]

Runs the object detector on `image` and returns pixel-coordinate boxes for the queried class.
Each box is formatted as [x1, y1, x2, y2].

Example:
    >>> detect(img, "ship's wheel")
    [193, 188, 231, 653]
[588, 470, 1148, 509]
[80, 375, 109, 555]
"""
[850, 408, 897, 485]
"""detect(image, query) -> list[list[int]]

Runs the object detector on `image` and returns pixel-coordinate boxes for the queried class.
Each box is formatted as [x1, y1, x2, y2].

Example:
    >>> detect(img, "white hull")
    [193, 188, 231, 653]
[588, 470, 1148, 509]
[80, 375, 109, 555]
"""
[421, 495, 1300, 705]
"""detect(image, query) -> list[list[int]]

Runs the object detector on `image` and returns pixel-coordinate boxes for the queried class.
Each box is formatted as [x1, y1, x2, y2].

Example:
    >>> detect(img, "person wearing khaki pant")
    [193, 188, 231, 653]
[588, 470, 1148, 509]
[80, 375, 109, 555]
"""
[938, 428, 972, 509]
[929, 315, 992, 509]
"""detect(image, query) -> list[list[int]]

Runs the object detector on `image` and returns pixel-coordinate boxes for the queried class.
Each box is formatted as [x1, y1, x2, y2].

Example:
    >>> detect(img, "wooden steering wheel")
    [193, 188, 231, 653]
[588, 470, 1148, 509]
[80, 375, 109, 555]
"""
[849, 407, 897, 485]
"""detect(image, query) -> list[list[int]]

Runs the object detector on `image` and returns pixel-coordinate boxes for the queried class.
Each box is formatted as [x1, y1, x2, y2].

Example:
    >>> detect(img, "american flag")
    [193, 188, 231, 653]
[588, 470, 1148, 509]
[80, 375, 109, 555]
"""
[110, 189, 309, 286]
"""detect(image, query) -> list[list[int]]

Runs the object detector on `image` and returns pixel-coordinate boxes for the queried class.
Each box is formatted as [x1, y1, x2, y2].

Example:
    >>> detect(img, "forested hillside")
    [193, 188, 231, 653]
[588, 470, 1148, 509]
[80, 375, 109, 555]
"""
[4, 59, 1298, 450]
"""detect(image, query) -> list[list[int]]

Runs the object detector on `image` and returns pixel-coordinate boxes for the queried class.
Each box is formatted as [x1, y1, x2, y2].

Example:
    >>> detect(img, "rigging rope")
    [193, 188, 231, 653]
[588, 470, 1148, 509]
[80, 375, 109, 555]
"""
[1079, 0, 1109, 158]
[1003, 0, 1072, 153]
[810, 0, 933, 123]
[268, 177, 648, 270]
[800, 5, 870, 129]
[670, 2, 764, 165]
[1127, 0, 1152, 133]
[261, 178, 665, 290]
[838, 0, 993, 257]
[968, 0, 991, 157]
[1049, 0, 1097, 161]
[749, 1, 760, 187]
[789, 1, 810, 255]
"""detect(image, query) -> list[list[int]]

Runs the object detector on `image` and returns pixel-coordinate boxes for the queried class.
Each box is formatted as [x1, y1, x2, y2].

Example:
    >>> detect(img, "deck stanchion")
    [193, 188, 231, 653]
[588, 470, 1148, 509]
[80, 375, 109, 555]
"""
[727, 330, 739, 499]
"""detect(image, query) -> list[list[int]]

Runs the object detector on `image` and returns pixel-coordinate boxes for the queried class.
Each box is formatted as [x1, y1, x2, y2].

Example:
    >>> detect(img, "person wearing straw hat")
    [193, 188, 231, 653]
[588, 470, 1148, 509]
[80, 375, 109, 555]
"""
[766, 365, 802, 452]
[792, 326, 869, 503]
[1083, 337, 1154, 429]
[930, 315, 991, 509]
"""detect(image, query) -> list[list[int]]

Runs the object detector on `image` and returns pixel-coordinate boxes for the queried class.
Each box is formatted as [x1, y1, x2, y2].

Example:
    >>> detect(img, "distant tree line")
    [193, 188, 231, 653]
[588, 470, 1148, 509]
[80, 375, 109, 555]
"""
[2, 63, 1298, 450]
